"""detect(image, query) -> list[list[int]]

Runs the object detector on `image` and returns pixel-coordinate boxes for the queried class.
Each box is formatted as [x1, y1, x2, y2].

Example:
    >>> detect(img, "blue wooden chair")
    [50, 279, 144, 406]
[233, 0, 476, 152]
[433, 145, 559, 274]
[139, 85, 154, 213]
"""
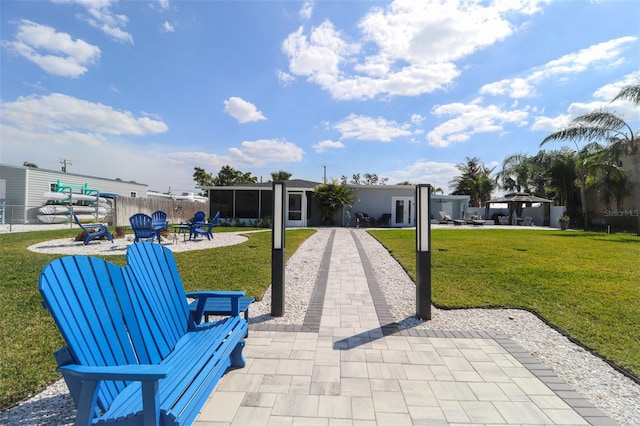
[189, 211, 220, 240]
[129, 213, 161, 243]
[72, 213, 113, 245]
[151, 210, 168, 230]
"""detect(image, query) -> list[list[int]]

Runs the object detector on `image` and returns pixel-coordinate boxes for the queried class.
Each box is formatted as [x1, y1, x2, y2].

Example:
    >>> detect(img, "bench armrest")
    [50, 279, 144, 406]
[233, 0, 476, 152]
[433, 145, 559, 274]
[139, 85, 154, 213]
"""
[58, 364, 169, 425]
[58, 363, 169, 381]
[187, 290, 246, 298]
[187, 291, 246, 318]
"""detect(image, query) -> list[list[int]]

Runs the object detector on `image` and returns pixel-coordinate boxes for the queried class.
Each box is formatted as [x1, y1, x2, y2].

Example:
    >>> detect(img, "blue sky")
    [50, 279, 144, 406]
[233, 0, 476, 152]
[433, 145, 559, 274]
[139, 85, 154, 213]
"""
[1, 0, 639, 195]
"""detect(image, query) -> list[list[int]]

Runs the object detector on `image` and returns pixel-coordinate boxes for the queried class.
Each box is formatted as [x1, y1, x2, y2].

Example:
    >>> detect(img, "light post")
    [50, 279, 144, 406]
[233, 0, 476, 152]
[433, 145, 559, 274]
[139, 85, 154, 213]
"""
[271, 181, 286, 316]
[416, 184, 432, 320]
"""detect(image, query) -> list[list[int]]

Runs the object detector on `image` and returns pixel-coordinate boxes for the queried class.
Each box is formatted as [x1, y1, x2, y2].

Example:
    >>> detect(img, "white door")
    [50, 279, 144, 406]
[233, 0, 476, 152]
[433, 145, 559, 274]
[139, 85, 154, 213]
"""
[391, 197, 414, 227]
[286, 192, 306, 227]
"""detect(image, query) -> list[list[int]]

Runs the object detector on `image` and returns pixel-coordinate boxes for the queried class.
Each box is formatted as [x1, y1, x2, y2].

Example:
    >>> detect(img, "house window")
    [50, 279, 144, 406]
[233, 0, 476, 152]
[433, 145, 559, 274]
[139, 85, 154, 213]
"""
[49, 182, 57, 192]
[211, 190, 233, 217]
[260, 190, 273, 219]
[235, 190, 259, 218]
[130, 192, 137, 198]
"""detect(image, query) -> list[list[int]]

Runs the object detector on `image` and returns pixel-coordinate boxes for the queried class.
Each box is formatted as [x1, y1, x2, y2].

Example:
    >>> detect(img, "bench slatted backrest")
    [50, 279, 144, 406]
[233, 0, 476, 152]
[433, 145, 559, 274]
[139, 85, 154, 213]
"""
[39, 256, 144, 413]
[125, 242, 190, 356]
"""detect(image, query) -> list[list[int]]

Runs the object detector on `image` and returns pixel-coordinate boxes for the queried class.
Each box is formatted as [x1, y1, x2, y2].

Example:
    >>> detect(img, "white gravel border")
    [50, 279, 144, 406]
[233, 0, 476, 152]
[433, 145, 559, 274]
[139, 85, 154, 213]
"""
[26, 233, 249, 256]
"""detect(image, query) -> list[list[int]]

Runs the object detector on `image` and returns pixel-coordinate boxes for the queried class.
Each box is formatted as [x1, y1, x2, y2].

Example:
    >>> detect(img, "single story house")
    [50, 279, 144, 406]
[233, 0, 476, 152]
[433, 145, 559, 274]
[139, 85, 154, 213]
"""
[204, 179, 321, 228]
[203, 180, 470, 228]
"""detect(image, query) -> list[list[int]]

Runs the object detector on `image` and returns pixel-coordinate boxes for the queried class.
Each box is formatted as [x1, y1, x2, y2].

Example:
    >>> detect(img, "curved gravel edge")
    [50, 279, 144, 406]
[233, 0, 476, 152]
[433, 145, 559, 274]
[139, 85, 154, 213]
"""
[26, 233, 249, 256]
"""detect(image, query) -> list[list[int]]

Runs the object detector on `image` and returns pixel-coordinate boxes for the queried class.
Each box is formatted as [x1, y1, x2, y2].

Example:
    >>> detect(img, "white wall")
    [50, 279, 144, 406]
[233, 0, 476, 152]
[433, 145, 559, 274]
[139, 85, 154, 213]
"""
[550, 206, 566, 228]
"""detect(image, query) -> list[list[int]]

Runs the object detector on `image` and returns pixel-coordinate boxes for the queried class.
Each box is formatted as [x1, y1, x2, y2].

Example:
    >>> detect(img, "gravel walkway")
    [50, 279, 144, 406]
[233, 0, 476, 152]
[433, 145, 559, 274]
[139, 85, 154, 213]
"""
[2, 227, 638, 425]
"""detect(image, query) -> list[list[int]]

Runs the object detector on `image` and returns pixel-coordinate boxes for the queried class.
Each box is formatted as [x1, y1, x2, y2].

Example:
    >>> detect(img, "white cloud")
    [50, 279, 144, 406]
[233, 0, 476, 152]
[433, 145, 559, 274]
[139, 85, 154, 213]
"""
[162, 21, 175, 33]
[427, 102, 529, 147]
[282, 0, 549, 100]
[480, 78, 535, 99]
[480, 37, 637, 99]
[313, 140, 344, 153]
[282, 21, 359, 86]
[0, 93, 178, 190]
[228, 139, 304, 165]
[168, 139, 305, 176]
[52, 0, 133, 43]
[605, 74, 640, 123]
[299, 1, 313, 20]
[410, 114, 425, 124]
[223, 97, 267, 123]
[532, 72, 640, 133]
[2, 20, 100, 78]
[392, 160, 459, 189]
[531, 114, 569, 132]
[334, 114, 413, 142]
[276, 69, 295, 86]
[0, 93, 168, 141]
[0, 120, 201, 192]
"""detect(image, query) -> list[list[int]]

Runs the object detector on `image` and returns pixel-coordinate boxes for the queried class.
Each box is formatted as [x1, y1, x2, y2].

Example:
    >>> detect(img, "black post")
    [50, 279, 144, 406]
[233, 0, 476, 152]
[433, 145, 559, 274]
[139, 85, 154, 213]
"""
[416, 184, 432, 320]
[271, 181, 286, 316]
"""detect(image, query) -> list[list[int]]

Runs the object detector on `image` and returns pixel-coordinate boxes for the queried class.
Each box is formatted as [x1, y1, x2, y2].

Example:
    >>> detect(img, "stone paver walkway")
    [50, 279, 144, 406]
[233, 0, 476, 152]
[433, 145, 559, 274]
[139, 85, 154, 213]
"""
[195, 228, 614, 425]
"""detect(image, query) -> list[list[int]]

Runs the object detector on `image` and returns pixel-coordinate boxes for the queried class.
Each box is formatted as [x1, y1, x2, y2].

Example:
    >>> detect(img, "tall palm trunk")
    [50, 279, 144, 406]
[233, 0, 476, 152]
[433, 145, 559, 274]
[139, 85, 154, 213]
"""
[578, 174, 588, 231]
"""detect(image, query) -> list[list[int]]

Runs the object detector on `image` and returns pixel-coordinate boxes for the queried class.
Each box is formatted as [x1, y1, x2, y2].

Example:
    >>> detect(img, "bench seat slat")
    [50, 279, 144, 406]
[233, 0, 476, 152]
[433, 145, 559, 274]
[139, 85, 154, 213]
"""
[98, 317, 247, 424]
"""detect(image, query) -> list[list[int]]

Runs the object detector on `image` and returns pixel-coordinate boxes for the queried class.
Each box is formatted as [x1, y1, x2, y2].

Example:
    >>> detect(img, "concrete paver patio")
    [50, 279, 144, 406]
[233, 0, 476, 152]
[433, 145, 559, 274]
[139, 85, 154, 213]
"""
[194, 228, 614, 425]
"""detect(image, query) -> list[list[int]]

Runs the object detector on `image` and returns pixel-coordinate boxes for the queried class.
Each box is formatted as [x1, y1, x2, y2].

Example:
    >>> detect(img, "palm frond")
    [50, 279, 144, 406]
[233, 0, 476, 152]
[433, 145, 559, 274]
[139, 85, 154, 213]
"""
[570, 110, 628, 131]
[541, 125, 607, 145]
[541, 109, 634, 146]
[611, 83, 640, 106]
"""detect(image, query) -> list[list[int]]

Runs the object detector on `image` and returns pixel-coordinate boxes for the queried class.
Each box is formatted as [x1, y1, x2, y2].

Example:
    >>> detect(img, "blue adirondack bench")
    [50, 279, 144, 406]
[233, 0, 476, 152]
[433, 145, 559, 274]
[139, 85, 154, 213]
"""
[39, 242, 248, 425]
[129, 213, 161, 243]
[72, 213, 114, 245]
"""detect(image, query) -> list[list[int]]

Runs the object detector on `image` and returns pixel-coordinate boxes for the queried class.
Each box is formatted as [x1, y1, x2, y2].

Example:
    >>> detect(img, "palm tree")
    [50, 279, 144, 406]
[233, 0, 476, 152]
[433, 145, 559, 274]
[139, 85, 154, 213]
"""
[546, 148, 579, 212]
[593, 166, 632, 211]
[497, 153, 534, 194]
[270, 170, 292, 181]
[450, 157, 497, 207]
[542, 82, 639, 232]
[313, 180, 357, 225]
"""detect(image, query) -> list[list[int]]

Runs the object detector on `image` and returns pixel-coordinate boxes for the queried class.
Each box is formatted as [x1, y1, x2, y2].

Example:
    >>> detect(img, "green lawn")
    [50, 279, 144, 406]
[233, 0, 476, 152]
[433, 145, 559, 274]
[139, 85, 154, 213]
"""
[369, 228, 640, 379]
[0, 227, 315, 410]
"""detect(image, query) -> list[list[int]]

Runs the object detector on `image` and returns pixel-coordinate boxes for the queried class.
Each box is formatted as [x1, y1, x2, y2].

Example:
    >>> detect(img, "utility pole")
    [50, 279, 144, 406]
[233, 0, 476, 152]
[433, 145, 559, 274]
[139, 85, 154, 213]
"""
[60, 158, 72, 173]
[323, 165, 326, 184]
